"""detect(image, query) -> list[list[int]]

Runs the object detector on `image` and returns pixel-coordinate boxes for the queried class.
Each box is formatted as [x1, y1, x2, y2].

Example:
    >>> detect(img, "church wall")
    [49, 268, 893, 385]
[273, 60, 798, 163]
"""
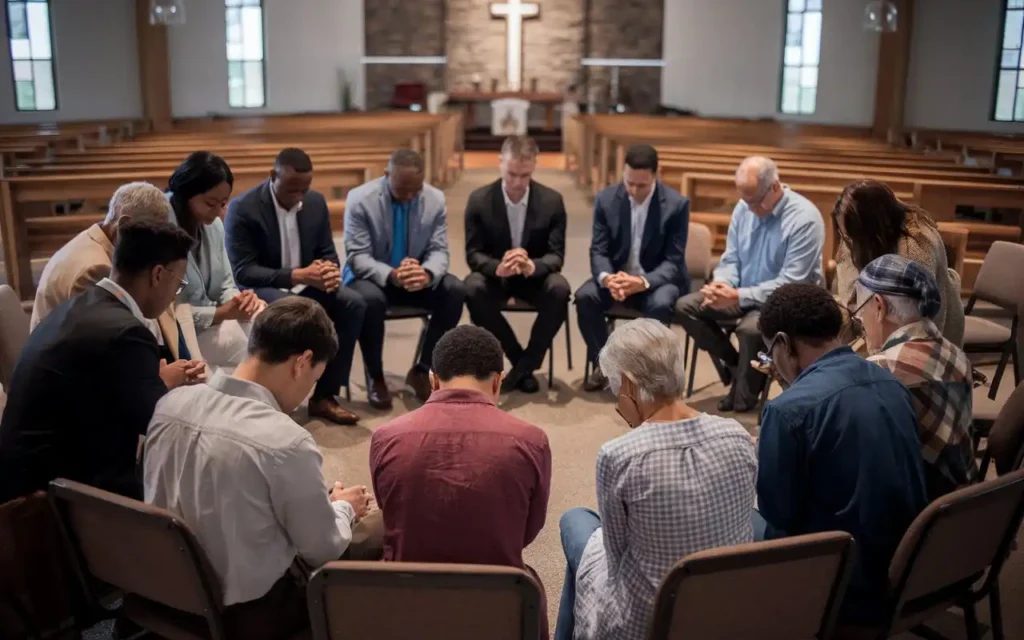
[0, 0, 142, 124]
[363, 0, 446, 112]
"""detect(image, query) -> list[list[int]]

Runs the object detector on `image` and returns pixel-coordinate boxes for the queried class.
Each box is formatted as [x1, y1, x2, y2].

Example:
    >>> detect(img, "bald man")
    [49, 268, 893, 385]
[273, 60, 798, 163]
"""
[675, 157, 825, 412]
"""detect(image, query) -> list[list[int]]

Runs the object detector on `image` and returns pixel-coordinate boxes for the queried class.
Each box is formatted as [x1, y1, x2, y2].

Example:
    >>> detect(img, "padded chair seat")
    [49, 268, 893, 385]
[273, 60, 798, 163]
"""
[963, 316, 1012, 347]
[605, 304, 645, 321]
[385, 306, 431, 320]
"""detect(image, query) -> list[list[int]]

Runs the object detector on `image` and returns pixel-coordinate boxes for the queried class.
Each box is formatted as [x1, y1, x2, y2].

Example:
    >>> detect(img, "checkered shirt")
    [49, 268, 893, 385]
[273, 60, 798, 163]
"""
[573, 414, 758, 640]
[868, 319, 976, 489]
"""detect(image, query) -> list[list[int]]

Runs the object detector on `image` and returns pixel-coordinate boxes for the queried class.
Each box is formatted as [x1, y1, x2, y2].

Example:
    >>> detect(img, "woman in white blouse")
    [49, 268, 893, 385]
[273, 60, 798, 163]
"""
[166, 152, 265, 369]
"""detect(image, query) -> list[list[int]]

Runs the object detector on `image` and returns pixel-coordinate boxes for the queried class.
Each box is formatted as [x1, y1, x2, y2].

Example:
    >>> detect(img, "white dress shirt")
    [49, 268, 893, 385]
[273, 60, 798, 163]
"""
[143, 372, 354, 605]
[271, 187, 303, 270]
[503, 183, 529, 249]
[599, 188, 654, 288]
[96, 277, 163, 345]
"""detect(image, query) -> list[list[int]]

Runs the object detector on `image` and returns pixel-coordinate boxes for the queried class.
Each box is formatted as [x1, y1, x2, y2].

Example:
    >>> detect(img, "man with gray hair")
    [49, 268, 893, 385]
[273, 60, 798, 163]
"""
[857, 253, 976, 499]
[675, 156, 824, 413]
[554, 318, 756, 640]
[31, 181, 202, 366]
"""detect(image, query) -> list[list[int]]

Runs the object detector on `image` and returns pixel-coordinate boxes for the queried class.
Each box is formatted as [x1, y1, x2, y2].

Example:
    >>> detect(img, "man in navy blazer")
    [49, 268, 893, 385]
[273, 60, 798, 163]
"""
[342, 149, 466, 408]
[576, 144, 690, 391]
[224, 148, 365, 426]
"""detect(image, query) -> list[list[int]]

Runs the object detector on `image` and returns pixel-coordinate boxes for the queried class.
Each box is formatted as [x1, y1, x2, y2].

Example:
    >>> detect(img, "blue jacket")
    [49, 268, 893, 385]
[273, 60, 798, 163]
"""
[757, 346, 928, 624]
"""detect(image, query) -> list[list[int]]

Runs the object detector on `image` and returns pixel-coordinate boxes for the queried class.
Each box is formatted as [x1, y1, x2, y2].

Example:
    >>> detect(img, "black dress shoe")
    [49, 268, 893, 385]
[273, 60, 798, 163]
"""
[405, 366, 432, 403]
[584, 365, 607, 392]
[517, 373, 540, 394]
[366, 376, 393, 410]
[732, 397, 760, 413]
[717, 395, 735, 412]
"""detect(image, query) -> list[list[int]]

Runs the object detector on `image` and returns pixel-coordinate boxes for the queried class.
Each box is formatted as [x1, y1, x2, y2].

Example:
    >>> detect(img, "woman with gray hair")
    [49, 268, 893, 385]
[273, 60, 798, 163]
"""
[554, 319, 758, 640]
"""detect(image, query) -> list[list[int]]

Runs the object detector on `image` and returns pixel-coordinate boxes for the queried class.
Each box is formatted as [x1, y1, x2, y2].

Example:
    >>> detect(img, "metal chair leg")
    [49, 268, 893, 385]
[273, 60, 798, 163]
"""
[963, 599, 981, 640]
[687, 342, 699, 398]
[548, 342, 555, 390]
[412, 318, 429, 371]
[990, 582, 1005, 640]
[564, 309, 573, 371]
[345, 385, 351, 403]
[684, 334, 690, 363]
[989, 341, 1013, 400]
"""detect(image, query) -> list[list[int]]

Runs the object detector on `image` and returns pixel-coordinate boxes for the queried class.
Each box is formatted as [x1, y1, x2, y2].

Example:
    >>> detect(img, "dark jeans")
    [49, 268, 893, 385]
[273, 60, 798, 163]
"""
[554, 507, 602, 640]
[463, 271, 571, 373]
[574, 278, 680, 363]
[347, 273, 466, 379]
[254, 285, 366, 399]
[674, 291, 766, 405]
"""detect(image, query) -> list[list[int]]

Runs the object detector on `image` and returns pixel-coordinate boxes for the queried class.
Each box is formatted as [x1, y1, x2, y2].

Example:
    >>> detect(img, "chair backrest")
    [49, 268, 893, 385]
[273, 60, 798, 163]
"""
[307, 562, 543, 640]
[0, 284, 30, 388]
[48, 479, 224, 625]
[648, 532, 855, 640]
[938, 225, 969, 276]
[972, 241, 1024, 310]
[989, 381, 1024, 474]
[888, 469, 1024, 614]
[686, 223, 713, 283]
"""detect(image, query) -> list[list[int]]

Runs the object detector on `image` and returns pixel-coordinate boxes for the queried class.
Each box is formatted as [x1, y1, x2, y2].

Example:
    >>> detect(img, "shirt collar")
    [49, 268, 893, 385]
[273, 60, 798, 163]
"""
[881, 319, 942, 352]
[270, 185, 302, 217]
[207, 371, 283, 412]
[424, 387, 498, 407]
[96, 277, 147, 325]
[502, 183, 530, 208]
[629, 185, 655, 211]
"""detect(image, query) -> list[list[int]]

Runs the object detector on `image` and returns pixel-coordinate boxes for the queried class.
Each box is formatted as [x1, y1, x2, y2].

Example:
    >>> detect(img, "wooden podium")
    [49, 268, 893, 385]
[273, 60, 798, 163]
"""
[447, 90, 563, 131]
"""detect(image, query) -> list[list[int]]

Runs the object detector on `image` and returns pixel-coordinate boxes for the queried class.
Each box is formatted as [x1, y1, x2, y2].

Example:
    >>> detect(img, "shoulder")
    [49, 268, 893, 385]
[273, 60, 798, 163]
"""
[782, 191, 825, 227]
[594, 183, 622, 211]
[657, 181, 687, 210]
[421, 183, 446, 211]
[530, 180, 563, 203]
[467, 181, 498, 207]
[229, 182, 265, 210]
[346, 178, 384, 206]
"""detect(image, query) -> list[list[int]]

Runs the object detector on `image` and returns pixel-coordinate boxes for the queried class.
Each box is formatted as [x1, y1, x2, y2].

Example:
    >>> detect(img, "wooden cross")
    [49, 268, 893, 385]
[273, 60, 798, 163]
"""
[490, 0, 540, 91]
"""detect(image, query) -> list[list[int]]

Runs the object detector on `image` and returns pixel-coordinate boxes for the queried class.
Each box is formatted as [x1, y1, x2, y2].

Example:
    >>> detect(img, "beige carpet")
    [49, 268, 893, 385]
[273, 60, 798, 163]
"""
[302, 166, 1023, 638]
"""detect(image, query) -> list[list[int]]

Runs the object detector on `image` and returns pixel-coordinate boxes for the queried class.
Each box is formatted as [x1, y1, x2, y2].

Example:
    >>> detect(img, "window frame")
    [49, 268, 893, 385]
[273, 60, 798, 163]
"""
[224, 0, 267, 110]
[992, 0, 1024, 123]
[777, 0, 822, 116]
[5, 0, 58, 112]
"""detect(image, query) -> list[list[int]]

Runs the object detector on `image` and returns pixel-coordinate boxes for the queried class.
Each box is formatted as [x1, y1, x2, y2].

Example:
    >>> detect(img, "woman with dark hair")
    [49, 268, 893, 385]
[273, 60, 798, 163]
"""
[167, 151, 265, 368]
[832, 179, 964, 346]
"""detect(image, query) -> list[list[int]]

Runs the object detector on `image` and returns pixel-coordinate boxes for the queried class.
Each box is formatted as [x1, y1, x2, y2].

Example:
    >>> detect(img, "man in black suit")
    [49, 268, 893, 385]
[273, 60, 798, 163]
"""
[464, 136, 570, 393]
[0, 220, 200, 503]
[576, 144, 690, 391]
[225, 148, 365, 426]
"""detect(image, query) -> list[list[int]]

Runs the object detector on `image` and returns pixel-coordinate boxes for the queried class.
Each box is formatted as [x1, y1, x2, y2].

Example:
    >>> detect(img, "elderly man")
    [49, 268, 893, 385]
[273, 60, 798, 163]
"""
[856, 254, 976, 499]
[31, 181, 202, 363]
[343, 149, 466, 406]
[555, 319, 757, 640]
[675, 156, 824, 412]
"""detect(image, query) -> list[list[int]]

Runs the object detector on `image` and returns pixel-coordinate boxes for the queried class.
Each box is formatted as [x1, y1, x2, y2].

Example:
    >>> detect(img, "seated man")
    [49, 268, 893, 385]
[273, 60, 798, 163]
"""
[0, 220, 202, 503]
[857, 254, 976, 499]
[31, 181, 202, 363]
[343, 149, 466, 407]
[225, 148, 366, 425]
[464, 135, 570, 393]
[144, 298, 381, 639]
[676, 156, 824, 412]
[576, 144, 690, 391]
[755, 283, 928, 626]
[556, 319, 757, 640]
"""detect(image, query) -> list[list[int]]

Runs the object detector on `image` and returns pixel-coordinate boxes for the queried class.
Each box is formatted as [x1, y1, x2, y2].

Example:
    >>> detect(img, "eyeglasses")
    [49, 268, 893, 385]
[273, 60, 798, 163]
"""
[175, 274, 189, 295]
[756, 331, 787, 367]
[846, 295, 873, 320]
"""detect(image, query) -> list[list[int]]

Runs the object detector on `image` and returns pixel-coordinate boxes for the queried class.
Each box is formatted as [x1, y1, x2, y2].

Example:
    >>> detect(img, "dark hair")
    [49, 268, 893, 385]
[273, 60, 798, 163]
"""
[274, 147, 313, 173]
[248, 298, 338, 365]
[832, 180, 913, 270]
[759, 283, 843, 345]
[167, 151, 233, 232]
[111, 219, 193, 277]
[432, 325, 504, 382]
[624, 143, 658, 172]
[389, 148, 424, 173]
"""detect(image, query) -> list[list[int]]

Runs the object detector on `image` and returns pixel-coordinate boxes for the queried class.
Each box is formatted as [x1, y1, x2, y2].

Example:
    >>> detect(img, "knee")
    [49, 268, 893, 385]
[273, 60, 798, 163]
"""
[675, 291, 705, 317]
[438, 273, 467, 305]
[544, 274, 572, 303]
[463, 272, 488, 300]
[574, 280, 601, 309]
[335, 286, 370, 321]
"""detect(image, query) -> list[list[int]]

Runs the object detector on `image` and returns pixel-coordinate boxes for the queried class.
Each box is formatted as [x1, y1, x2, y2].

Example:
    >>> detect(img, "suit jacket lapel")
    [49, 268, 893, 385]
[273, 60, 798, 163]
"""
[491, 180, 513, 251]
[260, 182, 284, 268]
[618, 186, 632, 257]
[520, 180, 542, 249]
[640, 183, 662, 262]
[380, 185, 393, 257]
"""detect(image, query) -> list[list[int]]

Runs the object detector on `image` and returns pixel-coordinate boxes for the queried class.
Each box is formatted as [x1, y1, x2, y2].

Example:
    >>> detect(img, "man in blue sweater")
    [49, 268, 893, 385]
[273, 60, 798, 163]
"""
[754, 283, 928, 626]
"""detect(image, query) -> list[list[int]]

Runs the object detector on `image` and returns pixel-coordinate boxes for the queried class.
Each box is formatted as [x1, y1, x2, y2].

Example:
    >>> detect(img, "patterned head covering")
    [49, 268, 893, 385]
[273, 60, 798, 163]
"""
[857, 254, 942, 319]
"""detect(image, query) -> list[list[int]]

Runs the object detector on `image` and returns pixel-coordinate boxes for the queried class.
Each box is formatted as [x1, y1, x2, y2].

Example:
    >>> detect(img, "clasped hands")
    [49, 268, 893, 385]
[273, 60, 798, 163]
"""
[601, 271, 647, 302]
[294, 259, 342, 293]
[159, 357, 207, 389]
[389, 258, 431, 292]
[699, 282, 741, 311]
[329, 481, 375, 522]
[219, 289, 267, 322]
[495, 248, 536, 278]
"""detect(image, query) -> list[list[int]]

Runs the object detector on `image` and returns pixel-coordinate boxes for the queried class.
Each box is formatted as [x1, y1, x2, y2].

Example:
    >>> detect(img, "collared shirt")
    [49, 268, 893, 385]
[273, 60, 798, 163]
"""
[503, 183, 529, 248]
[390, 199, 411, 268]
[143, 372, 354, 606]
[868, 319, 976, 498]
[757, 347, 928, 624]
[574, 414, 757, 640]
[713, 187, 825, 308]
[626, 188, 653, 276]
[270, 186, 303, 270]
[96, 277, 163, 345]
[369, 388, 551, 567]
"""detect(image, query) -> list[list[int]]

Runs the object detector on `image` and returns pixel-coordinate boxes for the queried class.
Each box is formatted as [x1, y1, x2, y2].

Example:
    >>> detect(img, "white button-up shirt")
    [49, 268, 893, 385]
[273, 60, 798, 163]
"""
[503, 183, 529, 249]
[143, 372, 354, 605]
[96, 277, 163, 345]
[271, 187, 303, 270]
[625, 188, 653, 276]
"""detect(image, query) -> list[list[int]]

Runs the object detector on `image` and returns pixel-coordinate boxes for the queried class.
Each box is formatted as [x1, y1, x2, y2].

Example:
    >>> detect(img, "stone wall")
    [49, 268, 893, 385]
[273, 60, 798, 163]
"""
[364, 0, 446, 110]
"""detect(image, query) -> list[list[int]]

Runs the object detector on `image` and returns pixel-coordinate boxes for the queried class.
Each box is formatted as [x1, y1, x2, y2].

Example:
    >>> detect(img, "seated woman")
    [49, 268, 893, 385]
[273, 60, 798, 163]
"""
[167, 151, 265, 369]
[833, 180, 964, 347]
[555, 319, 757, 640]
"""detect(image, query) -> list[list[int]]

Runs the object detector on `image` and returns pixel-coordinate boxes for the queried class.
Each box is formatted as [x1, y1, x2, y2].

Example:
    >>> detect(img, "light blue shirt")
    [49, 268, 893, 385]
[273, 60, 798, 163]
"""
[712, 188, 825, 308]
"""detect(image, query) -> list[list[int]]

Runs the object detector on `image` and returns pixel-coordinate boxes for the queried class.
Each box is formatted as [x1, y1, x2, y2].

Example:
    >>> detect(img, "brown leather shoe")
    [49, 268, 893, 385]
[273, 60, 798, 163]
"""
[405, 366, 432, 403]
[309, 396, 360, 425]
[583, 364, 608, 392]
[366, 376, 393, 410]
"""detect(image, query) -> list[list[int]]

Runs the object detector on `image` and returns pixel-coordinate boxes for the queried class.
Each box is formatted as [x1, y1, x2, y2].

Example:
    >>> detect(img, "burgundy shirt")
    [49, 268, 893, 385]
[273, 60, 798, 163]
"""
[369, 388, 551, 567]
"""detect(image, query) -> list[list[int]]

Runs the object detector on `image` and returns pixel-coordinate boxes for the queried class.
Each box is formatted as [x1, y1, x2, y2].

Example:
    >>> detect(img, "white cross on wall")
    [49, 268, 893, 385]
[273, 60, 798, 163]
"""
[490, 0, 539, 92]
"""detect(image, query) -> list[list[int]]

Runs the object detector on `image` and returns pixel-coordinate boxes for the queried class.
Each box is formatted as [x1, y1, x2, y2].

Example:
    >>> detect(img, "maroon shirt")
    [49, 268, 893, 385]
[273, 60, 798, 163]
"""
[369, 388, 551, 567]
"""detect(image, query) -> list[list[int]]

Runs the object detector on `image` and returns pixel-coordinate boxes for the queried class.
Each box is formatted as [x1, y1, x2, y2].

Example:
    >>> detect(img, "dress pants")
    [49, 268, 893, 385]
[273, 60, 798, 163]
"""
[347, 273, 466, 380]
[195, 319, 251, 371]
[254, 285, 366, 400]
[674, 291, 766, 406]
[463, 271, 571, 372]
[574, 278, 680, 363]
[554, 508, 602, 640]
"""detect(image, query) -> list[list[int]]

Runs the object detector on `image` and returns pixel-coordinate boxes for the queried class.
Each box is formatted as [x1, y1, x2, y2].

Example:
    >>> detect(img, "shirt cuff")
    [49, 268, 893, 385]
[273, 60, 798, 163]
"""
[192, 305, 216, 330]
[598, 272, 611, 288]
[737, 287, 755, 309]
[331, 498, 356, 525]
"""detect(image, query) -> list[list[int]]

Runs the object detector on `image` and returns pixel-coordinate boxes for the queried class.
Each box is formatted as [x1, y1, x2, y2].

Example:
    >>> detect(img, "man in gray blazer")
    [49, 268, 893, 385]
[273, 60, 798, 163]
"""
[343, 149, 466, 408]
